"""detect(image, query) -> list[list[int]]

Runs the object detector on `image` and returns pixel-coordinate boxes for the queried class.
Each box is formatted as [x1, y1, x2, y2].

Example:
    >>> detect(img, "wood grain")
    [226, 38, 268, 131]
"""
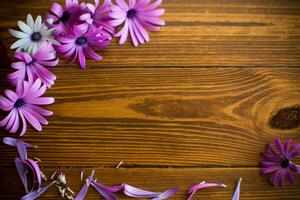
[1, 168, 300, 200]
[0, 68, 299, 167]
[0, 0, 300, 67]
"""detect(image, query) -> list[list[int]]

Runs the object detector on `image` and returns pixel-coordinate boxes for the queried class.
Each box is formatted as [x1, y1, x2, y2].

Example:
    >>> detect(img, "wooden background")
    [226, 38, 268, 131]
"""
[0, 0, 300, 199]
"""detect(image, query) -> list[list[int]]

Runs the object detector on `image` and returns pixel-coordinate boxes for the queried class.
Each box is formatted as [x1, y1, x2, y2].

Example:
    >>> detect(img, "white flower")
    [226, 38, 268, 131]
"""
[9, 14, 59, 54]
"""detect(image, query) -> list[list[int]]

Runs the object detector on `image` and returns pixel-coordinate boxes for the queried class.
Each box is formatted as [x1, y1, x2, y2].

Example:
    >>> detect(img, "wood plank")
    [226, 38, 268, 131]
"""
[0, 0, 300, 67]
[0, 68, 299, 167]
[0, 168, 300, 200]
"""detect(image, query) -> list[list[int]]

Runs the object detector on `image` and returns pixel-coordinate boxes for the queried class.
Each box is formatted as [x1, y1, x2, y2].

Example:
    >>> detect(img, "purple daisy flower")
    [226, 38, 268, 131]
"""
[55, 25, 110, 69]
[79, 0, 114, 38]
[46, 0, 84, 35]
[0, 79, 54, 136]
[260, 138, 300, 187]
[110, 0, 165, 46]
[8, 42, 58, 88]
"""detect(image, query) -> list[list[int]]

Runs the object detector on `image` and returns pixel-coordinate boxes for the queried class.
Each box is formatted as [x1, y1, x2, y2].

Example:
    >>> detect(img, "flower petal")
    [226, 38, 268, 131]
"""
[231, 178, 242, 200]
[15, 157, 29, 193]
[21, 181, 55, 200]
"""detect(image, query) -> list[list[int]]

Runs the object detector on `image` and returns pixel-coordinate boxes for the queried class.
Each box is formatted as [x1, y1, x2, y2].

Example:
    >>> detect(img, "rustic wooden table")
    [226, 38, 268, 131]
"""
[0, 0, 300, 199]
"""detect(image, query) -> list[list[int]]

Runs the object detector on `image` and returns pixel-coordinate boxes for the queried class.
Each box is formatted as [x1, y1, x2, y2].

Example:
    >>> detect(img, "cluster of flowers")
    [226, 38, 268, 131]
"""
[0, 0, 165, 136]
[3, 137, 243, 200]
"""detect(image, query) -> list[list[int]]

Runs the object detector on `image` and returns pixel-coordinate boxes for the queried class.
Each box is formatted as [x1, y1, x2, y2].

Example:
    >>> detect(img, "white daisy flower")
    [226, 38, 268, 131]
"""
[9, 14, 59, 54]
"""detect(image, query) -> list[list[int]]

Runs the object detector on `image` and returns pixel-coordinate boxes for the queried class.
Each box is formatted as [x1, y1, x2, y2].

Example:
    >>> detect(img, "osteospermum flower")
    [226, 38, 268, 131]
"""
[9, 14, 59, 54]
[260, 138, 300, 187]
[8, 42, 58, 88]
[0, 79, 54, 136]
[110, 0, 165, 46]
[55, 25, 110, 68]
[46, 0, 84, 35]
[79, 0, 114, 38]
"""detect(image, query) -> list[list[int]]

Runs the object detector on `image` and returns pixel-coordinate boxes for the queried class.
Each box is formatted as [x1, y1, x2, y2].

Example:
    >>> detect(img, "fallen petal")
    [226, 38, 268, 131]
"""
[232, 178, 242, 200]
[187, 181, 226, 200]
[21, 181, 56, 200]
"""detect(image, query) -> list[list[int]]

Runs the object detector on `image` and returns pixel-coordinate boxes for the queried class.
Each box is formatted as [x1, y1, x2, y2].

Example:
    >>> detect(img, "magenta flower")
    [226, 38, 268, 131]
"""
[0, 79, 54, 136]
[232, 178, 242, 200]
[260, 138, 300, 187]
[55, 26, 110, 68]
[8, 42, 58, 88]
[187, 181, 226, 200]
[110, 0, 165, 46]
[79, 0, 114, 38]
[46, 0, 84, 35]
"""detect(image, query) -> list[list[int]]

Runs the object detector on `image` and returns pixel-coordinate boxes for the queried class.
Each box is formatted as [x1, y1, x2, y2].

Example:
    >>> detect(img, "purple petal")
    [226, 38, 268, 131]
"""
[75, 179, 91, 200]
[2, 137, 35, 148]
[15, 157, 29, 193]
[187, 181, 226, 200]
[24, 158, 42, 189]
[285, 170, 296, 185]
[21, 181, 55, 200]
[4, 90, 18, 102]
[91, 181, 118, 200]
[21, 108, 42, 131]
[128, 20, 138, 46]
[0, 96, 14, 111]
[231, 178, 242, 200]
[19, 111, 27, 136]
[152, 186, 179, 200]
[260, 166, 281, 174]
[50, 2, 63, 17]
[78, 47, 86, 69]
[289, 163, 300, 174]
[124, 184, 159, 198]
[274, 138, 285, 156]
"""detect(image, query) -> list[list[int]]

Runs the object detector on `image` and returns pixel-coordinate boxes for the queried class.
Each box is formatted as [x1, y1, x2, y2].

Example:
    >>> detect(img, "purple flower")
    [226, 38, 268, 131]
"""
[260, 138, 300, 187]
[0, 79, 54, 136]
[46, 0, 84, 35]
[187, 181, 226, 200]
[8, 42, 58, 88]
[55, 25, 110, 68]
[232, 178, 242, 200]
[110, 0, 165, 46]
[79, 0, 114, 38]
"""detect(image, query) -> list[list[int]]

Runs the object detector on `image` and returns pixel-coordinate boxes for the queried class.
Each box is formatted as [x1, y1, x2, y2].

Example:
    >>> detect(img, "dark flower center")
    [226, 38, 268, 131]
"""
[127, 9, 136, 19]
[14, 99, 24, 108]
[281, 158, 290, 168]
[61, 11, 70, 22]
[31, 32, 42, 42]
[76, 37, 87, 46]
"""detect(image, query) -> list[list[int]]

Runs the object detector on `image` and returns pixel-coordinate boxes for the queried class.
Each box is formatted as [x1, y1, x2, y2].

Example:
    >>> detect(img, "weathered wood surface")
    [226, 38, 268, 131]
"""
[1, 168, 300, 200]
[0, 68, 299, 168]
[0, 0, 300, 199]
[0, 0, 300, 67]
